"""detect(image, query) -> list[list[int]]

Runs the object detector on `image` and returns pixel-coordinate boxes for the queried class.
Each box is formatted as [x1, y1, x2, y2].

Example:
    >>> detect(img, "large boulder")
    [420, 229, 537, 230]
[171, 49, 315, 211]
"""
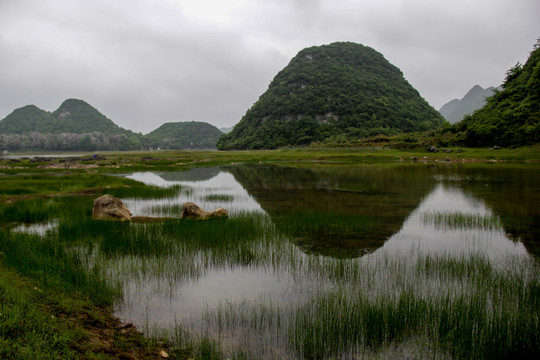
[181, 202, 228, 220]
[92, 194, 132, 221]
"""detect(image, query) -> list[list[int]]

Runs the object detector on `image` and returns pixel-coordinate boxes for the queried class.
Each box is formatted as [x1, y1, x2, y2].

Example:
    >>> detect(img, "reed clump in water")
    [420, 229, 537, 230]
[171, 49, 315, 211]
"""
[421, 211, 502, 231]
[192, 252, 539, 360]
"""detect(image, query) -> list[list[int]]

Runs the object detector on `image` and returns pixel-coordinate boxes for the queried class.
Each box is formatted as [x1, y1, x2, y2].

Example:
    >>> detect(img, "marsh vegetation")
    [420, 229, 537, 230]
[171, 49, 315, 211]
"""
[1, 162, 539, 359]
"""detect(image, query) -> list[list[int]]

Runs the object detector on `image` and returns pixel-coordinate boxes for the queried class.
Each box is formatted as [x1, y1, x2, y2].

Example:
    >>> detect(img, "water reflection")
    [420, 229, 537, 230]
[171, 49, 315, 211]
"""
[125, 167, 265, 216]
[227, 164, 538, 257]
[382, 183, 528, 258]
[114, 164, 536, 342]
[119, 267, 300, 331]
[227, 164, 439, 257]
[124, 164, 536, 258]
[12, 220, 58, 236]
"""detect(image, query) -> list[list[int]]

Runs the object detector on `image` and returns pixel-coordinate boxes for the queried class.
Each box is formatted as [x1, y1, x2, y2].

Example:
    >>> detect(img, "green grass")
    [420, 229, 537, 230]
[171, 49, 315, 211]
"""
[3, 147, 540, 175]
[0, 268, 169, 359]
[0, 269, 88, 359]
[0, 172, 181, 202]
[421, 211, 503, 231]
[0, 229, 120, 306]
[203, 194, 234, 202]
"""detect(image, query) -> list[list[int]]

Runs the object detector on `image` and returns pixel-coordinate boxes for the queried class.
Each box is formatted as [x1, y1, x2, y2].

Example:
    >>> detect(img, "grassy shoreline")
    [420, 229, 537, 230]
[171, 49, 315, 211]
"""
[1, 145, 540, 172]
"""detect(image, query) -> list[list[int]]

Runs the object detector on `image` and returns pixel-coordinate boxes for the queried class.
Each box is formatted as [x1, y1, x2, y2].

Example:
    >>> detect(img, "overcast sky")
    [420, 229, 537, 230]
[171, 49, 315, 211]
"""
[1, 0, 538, 134]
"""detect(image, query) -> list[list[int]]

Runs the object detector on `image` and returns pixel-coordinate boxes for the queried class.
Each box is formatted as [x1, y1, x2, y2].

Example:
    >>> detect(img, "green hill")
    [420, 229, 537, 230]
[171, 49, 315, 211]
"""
[457, 40, 540, 147]
[0, 99, 134, 136]
[0, 105, 56, 134]
[50, 99, 134, 135]
[143, 121, 222, 149]
[0, 100, 224, 151]
[217, 42, 446, 149]
[439, 85, 498, 124]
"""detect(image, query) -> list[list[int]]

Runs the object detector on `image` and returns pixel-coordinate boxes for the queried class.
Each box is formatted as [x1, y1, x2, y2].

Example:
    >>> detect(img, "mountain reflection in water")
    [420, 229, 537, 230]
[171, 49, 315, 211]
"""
[117, 164, 537, 340]
[126, 163, 538, 258]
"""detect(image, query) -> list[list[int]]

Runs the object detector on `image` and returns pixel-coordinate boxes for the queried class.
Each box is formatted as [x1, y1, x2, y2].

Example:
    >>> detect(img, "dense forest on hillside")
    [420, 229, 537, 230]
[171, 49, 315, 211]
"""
[217, 42, 446, 149]
[0, 100, 222, 151]
[455, 40, 540, 147]
[142, 121, 223, 150]
[0, 100, 135, 136]
[0, 99, 142, 151]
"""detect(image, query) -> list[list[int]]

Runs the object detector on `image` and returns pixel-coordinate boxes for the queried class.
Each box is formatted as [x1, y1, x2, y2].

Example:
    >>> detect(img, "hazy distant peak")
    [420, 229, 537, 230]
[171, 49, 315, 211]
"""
[466, 84, 485, 96]
[439, 85, 498, 124]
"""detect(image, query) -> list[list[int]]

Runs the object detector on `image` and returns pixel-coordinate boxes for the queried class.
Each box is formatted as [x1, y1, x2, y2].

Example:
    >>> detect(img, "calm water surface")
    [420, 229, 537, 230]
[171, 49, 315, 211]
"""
[113, 163, 538, 356]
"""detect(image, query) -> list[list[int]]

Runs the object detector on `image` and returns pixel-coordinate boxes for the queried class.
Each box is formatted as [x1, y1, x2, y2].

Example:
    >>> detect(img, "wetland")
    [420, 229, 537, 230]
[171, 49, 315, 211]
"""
[1, 153, 539, 359]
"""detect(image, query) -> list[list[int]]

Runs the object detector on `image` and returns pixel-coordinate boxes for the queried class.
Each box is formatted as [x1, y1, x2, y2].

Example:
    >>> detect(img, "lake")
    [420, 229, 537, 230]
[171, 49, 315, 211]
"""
[100, 163, 539, 359]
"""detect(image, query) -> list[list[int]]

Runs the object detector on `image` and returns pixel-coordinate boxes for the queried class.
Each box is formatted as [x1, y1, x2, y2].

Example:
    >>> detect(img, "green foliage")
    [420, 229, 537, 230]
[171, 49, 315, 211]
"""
[0, 105, 54, 134]
[0, 99, 134, 137]
[50, 99, 132, 135]
[142, 121, 222, 150]
[0, 100, 226, 151]
[457, 40, 540, 147]
[217, 42, 446, 149]
[0, 99, 143, 151]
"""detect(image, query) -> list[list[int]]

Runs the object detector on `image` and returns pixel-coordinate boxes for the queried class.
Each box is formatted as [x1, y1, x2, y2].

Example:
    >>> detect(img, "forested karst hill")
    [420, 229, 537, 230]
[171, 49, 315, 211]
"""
[143, 121, 222, 149]
[217, 42, 446, 149]
[439, 85, 498, 124]
[0, 99, 223, 151]
[456, 40, 540, 147]
[0, 99, 133, 136]
[51, 99, 135, 135]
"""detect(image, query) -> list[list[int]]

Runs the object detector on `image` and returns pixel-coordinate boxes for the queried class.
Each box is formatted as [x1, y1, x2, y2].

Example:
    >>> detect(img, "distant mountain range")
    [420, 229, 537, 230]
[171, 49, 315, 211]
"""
[0, 99, 223, 151]
[439, 85, 499, 124]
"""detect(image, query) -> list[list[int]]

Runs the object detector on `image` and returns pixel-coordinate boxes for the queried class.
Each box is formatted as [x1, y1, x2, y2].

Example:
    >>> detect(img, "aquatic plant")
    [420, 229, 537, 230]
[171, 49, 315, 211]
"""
[193, 252, 539, 360]
[203, 194, 235, 202]
[421, 211, 502, 231]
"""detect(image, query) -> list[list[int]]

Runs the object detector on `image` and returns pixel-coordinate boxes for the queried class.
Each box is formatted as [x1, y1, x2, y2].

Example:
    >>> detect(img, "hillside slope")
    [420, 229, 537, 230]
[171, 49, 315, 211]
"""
[458, 41, 540, 147]
[0, 100, 223, 151]
[0, 99, 134, 136]
[0, 105, 56, 134]
[51, 99, 135, 135]
[439, 85, 498, 124]
[217, 42, 445, 149]
[142, 121, 222, 149]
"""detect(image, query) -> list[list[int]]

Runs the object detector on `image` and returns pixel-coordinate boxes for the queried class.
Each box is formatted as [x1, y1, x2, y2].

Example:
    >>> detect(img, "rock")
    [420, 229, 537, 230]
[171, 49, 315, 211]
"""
[443, 149, 453, 153]
[92, 194, 133, 221]
[427, 146, 438, 153]
[160, 350, 169, 358]
[181, 202, 228, 220]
